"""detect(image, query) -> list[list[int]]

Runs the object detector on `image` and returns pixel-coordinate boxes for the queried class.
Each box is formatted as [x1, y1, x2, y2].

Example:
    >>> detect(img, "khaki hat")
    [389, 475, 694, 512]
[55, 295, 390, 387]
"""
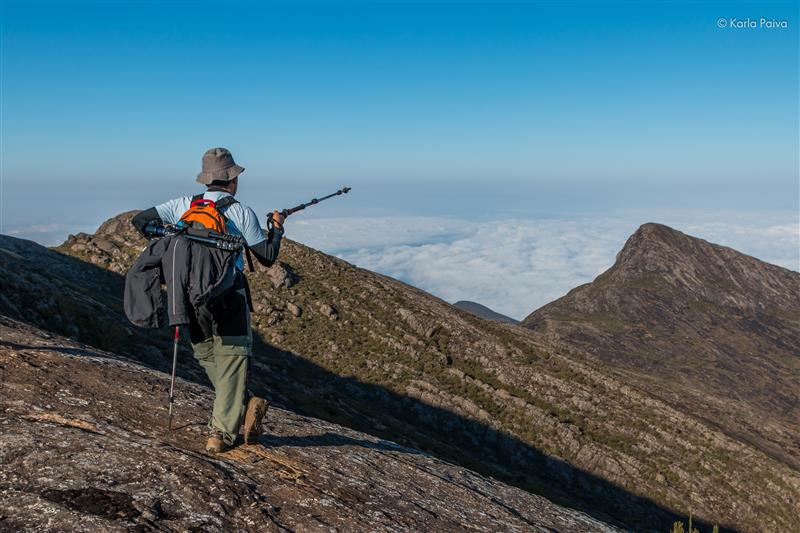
[196, 147, 245, 185]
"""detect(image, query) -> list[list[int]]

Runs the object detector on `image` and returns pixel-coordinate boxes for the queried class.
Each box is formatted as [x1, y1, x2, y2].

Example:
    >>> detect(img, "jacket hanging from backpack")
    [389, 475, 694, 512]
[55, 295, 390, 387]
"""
[124, 233, 239, 328]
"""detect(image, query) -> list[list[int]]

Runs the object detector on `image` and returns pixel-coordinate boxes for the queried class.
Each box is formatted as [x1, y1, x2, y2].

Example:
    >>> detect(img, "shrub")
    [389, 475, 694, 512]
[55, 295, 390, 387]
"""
[669, 513, 718, 533]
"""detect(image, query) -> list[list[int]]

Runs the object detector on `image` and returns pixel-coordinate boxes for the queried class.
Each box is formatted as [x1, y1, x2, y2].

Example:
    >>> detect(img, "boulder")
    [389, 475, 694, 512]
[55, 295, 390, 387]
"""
[319, 303, 338, 320]
[266, 262, 298, 289]
[93, 238, 117, 254]
[286, 302, 302, 317]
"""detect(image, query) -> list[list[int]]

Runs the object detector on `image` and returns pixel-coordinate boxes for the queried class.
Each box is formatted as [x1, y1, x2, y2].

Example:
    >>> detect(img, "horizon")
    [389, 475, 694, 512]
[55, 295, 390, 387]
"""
[5, 192, 797, 319]
[1, 0, 798, 319]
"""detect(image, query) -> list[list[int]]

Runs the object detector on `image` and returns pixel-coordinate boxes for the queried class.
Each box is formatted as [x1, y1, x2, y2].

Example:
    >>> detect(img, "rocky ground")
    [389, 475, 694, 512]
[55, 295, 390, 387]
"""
[0, 316, 619, 533]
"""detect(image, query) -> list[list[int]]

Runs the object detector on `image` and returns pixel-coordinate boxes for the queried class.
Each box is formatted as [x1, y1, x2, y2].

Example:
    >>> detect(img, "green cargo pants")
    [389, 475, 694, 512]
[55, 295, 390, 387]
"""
[188, 273, 252, 446]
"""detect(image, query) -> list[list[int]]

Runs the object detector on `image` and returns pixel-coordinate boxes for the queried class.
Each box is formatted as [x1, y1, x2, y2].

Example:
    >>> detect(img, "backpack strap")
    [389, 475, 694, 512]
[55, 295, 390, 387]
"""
[244, 248, 256, 273]
[212, 196, 256, 273]
[214, 196, 238, 210]
[192, 193, 235, 209]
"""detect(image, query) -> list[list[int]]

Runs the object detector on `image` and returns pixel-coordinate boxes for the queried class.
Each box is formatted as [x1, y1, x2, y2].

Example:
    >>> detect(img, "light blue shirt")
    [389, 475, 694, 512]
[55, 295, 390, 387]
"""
[155, 191, 265, 270]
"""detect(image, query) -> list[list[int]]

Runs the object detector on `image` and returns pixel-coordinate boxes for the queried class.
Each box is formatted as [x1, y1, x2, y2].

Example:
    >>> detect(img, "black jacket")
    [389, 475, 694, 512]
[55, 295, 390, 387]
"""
[124, 234, 239, 328]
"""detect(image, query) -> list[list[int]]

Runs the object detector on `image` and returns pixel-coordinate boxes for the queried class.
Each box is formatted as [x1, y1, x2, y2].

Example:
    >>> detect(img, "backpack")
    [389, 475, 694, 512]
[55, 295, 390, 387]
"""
[178, 194, 238, 233]
[178, 194, 255, 272]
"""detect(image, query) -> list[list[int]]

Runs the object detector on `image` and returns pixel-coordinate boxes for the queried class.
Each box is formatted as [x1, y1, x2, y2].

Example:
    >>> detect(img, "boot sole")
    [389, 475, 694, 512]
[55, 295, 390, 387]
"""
[242, 397, 268, 445]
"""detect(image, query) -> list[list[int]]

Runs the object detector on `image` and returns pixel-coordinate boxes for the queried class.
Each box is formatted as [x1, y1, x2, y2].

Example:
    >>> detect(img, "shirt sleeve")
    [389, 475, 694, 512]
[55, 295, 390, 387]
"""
[239, 206, 267, 246]
[154, 197, 188, 225]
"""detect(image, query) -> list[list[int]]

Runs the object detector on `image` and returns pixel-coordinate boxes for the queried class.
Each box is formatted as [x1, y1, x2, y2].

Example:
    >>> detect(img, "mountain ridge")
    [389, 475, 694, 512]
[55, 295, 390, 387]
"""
[453, 300, 519, 324]
[1, 215, 798, 530]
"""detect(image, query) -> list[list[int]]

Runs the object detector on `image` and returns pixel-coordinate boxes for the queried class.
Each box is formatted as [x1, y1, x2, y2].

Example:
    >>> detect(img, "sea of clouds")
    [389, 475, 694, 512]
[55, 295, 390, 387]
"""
[6, 209, 797, 321]
[288, 210, 799, 320]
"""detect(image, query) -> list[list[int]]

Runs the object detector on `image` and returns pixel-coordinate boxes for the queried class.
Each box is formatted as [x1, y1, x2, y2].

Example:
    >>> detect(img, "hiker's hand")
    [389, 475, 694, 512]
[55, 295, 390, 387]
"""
[272, 210, 285, 228]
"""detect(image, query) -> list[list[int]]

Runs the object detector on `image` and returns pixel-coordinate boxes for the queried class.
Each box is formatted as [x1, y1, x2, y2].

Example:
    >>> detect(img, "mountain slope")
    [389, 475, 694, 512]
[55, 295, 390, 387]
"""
[453, 300, 519, 323]
[50, 216, 800, 531]
[0, 215, 796, 530]
[0, 316, 618, 532]
[522, 223, 800, 468]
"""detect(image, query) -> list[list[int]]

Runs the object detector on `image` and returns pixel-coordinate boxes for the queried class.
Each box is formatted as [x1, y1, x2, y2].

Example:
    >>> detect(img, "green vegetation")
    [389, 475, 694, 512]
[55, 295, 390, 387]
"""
[669, 513, 718, 533]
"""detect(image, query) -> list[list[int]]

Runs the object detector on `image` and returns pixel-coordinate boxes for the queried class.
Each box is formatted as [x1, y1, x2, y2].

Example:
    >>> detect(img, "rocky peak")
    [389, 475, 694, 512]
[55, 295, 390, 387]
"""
[600, 223, 798, 312]
[614, 223, 693, 266]
[59, 211, 146, 274]
[522, 223, 800, 475]
[95, 210, 142, 237]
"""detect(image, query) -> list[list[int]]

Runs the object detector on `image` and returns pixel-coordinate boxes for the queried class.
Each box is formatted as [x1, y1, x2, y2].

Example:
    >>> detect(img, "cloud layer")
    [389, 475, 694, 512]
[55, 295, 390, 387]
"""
[5, 210, 796, 321]
[289, 211, 799, 320]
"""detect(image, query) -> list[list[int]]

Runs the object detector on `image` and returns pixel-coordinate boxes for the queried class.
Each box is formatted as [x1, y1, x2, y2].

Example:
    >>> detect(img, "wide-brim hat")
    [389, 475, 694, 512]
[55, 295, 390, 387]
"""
[196, 147, 245, 184]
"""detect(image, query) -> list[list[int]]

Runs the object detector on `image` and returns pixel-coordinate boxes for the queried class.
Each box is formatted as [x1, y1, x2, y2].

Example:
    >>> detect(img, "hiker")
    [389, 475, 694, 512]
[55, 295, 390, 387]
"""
[130, 147, 283, 453]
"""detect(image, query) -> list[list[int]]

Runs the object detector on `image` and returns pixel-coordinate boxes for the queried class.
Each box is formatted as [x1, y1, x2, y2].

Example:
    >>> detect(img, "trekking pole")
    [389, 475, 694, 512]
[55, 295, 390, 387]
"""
[266, 186, 351, 230]
[167, 326, 179, 431]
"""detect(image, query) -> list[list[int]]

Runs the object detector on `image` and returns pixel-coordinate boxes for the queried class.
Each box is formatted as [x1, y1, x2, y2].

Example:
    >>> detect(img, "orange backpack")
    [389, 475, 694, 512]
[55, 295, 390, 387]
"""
[178, 195, 237, 233]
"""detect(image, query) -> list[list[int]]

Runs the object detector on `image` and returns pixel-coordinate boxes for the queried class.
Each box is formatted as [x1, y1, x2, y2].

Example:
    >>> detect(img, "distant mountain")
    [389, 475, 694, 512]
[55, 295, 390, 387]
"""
[522, 223, 800, 470]
[453, 300, 518, 324]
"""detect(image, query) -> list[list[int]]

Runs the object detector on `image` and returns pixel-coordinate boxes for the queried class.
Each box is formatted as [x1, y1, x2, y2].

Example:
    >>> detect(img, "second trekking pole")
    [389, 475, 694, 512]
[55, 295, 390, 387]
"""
[266, 186, 351, 231]
[167, 325, 179, 431]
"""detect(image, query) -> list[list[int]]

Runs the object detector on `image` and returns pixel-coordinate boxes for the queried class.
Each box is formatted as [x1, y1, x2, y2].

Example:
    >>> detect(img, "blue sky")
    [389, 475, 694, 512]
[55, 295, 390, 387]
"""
[3, 1, 798, 185]
[1, 1, 798, 315]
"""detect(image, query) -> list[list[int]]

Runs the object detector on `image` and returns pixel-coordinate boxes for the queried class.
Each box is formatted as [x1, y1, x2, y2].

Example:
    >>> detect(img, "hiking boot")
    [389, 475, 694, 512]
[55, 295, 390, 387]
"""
[205, 432, 229, 454]
[242, 396, 268, 445]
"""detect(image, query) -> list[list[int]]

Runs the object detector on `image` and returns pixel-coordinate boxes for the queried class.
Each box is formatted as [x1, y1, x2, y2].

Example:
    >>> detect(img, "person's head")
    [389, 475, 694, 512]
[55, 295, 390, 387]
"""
[196, 147, 244, 195]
